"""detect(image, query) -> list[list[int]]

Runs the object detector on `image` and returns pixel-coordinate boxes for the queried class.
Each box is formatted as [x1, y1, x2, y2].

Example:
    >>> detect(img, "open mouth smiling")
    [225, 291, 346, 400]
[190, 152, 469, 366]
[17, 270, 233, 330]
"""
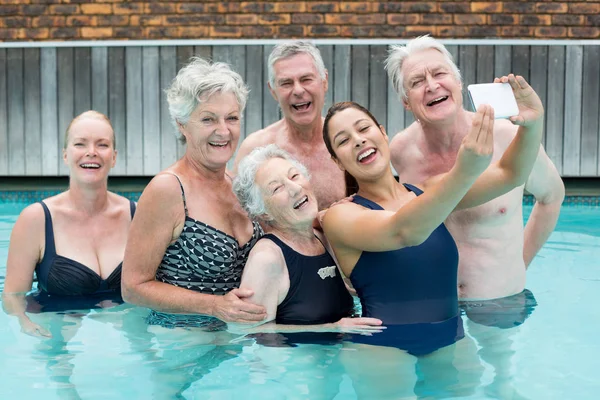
[292, 102, 311, 111]
[427, 96, 449, 106]
[293, 195, 309, 209]
[80, 163, 101, 169]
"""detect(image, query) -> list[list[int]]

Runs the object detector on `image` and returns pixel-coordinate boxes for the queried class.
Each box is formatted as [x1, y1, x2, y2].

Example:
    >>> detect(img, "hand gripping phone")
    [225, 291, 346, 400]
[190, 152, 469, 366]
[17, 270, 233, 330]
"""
[467, 82, 519, 119]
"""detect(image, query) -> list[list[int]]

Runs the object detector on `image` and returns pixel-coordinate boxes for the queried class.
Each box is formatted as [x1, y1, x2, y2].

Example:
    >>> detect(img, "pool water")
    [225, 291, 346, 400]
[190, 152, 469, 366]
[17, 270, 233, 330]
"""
[1, 201, 599, 399]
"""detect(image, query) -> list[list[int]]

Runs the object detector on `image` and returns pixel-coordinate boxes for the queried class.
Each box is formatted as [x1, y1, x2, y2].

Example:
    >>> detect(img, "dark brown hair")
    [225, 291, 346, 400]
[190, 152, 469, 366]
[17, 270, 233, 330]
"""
[322, 101, 383, 197]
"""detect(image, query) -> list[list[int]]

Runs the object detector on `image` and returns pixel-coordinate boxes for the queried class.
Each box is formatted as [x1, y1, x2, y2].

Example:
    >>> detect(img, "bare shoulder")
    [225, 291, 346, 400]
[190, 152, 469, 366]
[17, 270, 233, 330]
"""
[136, 173, 185, 213]
[492, 118, 519, 148]
[389, 122, 422, 168]
[15, 202, 46, 231]
[245, 238, 286, 274]
[241, 120, 283, 148]
[107, 191, 134, 211]
[322, 202, 362, 230]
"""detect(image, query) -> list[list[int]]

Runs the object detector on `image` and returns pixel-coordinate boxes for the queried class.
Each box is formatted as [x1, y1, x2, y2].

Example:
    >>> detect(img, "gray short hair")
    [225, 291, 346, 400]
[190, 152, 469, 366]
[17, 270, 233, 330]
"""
[166, 57, 249, 143]
[385, 35, 462, 101]
[268, 41, 327, 87]
[233, 144, 310, 221]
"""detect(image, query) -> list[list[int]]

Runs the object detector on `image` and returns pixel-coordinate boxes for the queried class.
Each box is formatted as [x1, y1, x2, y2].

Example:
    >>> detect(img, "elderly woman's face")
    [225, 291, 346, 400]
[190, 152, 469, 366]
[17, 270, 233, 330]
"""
[180, 91, 241, 168]
[402, 49, 463, 125]
[255, 157, 318, 227]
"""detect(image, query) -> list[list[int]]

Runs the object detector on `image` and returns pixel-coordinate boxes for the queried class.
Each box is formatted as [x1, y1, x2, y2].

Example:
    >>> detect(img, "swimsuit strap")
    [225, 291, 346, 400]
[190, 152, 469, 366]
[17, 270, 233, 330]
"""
[38, 201, 57, 257]
[164, 173, 189, 217]
[129, 199, 137, 219]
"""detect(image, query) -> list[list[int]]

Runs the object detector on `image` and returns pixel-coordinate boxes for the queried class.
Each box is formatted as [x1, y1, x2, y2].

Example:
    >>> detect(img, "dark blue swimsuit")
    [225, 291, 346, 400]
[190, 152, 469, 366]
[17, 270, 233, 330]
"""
[261, 233, 354, 325]
[250, 233, 354, 348]
[31, 200, 135, 311]
[349, 184, 464, 355]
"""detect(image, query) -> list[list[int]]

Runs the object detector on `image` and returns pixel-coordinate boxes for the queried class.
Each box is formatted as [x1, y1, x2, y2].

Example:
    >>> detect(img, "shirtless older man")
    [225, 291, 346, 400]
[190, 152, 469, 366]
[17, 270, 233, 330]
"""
[233, 41, 345, 210]
[386, 36, 565, 302]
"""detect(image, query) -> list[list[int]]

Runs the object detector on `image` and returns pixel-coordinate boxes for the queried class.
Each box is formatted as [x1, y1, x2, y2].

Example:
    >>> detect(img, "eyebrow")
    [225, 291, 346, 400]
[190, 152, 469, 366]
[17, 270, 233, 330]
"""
[332, 118, 370, 142]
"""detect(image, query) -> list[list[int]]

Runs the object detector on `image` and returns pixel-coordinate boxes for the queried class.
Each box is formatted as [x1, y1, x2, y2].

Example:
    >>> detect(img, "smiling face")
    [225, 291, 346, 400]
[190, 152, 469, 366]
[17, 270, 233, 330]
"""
[326, 106, 390, 180]
[402, 48, 463, 125]
[269, 53, 328, 128]
[255, 157, 318, 229]
[180, 91, 241, 169]
[63, 116, 116, 183]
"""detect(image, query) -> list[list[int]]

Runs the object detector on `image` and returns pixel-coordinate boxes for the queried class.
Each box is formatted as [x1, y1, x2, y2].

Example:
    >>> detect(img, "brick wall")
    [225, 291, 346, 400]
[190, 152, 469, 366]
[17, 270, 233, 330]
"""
[0, 1, 599, 41]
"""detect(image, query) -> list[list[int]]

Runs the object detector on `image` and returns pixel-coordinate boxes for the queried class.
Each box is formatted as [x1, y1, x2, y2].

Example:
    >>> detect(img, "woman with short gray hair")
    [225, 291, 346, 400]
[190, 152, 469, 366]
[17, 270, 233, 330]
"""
[228, 144, 382, 334]
[122, 57, 266, 328]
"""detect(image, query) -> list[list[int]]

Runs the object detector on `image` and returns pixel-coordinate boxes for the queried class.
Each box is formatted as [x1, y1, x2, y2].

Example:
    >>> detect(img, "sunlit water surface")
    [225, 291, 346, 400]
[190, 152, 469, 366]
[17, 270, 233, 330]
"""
[1, 201, 598, 399]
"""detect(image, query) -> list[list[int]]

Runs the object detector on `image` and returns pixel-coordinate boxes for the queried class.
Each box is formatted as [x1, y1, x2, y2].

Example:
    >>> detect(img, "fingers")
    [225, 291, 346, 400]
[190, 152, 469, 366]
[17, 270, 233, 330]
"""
[230, 288, 254, 299]
[351, 317, 383, 326]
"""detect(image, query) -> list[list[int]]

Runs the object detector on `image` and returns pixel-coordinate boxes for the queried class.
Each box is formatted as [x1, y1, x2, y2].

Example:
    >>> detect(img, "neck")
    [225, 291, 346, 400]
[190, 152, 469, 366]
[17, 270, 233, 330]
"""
[67, 181, 109, 215]
[284, 116, 324, 143]
[182, 153, 229, 183]
[267, 220, 316, 245]
[356, 168, 405, 204]
[419, 109, 471, 154]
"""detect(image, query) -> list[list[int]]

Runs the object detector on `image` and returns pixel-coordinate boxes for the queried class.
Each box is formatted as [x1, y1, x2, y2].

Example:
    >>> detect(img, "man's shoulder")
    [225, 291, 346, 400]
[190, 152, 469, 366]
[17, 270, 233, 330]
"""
[390, 123, 421, 160]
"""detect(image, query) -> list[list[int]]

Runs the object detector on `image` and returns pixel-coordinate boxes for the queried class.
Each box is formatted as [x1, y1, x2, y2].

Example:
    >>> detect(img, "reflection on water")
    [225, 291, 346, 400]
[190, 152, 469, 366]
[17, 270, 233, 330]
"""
[1, 204, 600, 399]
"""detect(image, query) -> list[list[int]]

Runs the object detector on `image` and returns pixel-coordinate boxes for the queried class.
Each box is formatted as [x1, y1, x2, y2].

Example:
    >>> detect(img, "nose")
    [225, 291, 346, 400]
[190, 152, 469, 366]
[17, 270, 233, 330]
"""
[353, 134, 367, 148]
[215, 118, 229, 135]
[425, 74, 439, 92]
[86, 145, 97, 157]
[287, 180, 302, 196]
[292, 80, 305, 96]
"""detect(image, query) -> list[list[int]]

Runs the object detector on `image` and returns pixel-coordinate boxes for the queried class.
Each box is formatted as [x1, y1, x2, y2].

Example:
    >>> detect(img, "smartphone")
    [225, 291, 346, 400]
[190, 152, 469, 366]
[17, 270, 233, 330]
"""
[467, 83, 519, 119]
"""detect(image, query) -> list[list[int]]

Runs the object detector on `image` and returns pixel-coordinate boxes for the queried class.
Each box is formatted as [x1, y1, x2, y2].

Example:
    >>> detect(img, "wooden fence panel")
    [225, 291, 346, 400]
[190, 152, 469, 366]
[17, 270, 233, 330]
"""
[1, 43, 599, 177]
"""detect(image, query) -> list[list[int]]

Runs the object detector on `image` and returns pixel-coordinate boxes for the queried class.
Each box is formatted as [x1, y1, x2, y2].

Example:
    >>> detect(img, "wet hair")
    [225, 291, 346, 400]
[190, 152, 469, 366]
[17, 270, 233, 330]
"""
[165, 57, 249, 144]
[322, 101, 383, 197]
[233, 144, 310, 221]
[268, 41, 327, 87]
[64, 110, 115, 149]
[385, 35, 461, 101]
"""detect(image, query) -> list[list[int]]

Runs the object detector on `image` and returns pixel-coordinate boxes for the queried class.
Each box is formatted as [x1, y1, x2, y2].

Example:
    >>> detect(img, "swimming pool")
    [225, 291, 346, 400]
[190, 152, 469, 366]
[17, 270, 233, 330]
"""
[1, 199, 599, 399]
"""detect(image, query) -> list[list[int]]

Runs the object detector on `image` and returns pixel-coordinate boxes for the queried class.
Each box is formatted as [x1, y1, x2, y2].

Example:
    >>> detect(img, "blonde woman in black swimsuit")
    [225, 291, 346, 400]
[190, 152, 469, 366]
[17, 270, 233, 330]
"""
[3, 111, 135, 337]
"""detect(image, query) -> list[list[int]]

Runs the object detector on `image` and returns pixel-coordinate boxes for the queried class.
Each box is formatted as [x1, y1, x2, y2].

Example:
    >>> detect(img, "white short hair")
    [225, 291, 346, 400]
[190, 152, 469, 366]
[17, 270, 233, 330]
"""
[233, 144, 310, 221]
[385, 35, 462, 101]
[268, 41, 327, 87]
[166, 57, 249, 143]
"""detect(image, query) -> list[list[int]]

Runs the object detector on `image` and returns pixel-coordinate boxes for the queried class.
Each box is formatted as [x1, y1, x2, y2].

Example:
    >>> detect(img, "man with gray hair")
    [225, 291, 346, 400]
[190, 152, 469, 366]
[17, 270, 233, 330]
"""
[386, 36, 565, 306]
[233, 41, 345, 210]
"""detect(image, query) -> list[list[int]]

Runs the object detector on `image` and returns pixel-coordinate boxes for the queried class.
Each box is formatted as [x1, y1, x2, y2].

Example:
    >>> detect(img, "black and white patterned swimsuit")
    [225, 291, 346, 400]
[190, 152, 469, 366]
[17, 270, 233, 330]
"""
[147, 174, 263, 328]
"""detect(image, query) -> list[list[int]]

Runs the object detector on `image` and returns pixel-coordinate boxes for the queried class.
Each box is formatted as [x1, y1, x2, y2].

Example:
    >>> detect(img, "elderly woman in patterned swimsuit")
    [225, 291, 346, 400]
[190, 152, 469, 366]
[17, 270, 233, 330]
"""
[122, 57, 266, 328]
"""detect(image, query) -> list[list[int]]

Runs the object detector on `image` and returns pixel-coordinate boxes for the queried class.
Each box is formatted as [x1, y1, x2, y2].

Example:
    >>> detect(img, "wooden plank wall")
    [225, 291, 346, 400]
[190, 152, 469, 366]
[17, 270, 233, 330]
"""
[0, 44, 599, 177]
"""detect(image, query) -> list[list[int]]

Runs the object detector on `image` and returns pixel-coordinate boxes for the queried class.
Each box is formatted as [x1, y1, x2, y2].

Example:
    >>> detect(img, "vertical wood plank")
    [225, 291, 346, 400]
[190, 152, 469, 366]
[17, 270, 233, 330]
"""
[511, 45, 530, 82]
[245, 45, 263, 136]
[369, 45, 388, 130]
[262, 44, 280, 127]
[530, 46, 548, 147]
[581, 46, 600, 175]
[194, 45, 212, 61]
[40, 48, 58, 176]
[7, 49, 25, 175]
[351, 45, 369, 107]
[74, 47, 91, 116]
[0, 49, 7, 175]
[108, 47, 126, 175]
[57, 47, 74, 176]
[91, 47, 109, 115]
[126, 47, 144, 175]
[176, 46, 195, 158]
[459, 45, 476, 110]
[494, 45, 512, 78]
[142, 46, 161, 175]
[476, 45, 495, 84]
[387, 79, 405, 141]
[333, 45, 351, 104]
[319, 44, 334, 114]
[24, 48, 41, 176]
[563, 45, 583, 176]
[546, 46, 565, 174]
[159, 46, 179, 170]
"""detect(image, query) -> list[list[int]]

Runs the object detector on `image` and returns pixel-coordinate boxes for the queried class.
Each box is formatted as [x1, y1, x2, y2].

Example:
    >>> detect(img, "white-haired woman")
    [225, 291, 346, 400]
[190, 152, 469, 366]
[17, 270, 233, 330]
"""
[122, 58, 266, 327]
[229, 144, 382, 335]
[3, 111, 136, 337]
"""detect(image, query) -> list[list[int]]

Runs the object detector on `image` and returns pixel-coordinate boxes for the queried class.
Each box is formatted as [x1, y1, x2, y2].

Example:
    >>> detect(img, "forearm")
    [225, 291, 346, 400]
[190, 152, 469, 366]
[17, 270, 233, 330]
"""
[122, 280, 216, 315]
[395, 169, 479, 243]
[498, 119, 544, 185]
[523, 200, 562, 267]
[1, 292, 29, 318]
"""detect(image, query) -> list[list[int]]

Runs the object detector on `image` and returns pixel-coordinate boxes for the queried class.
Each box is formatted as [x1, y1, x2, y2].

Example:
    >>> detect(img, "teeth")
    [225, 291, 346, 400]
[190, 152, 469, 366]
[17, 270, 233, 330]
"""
[427, 96, 448, 106]
[81, 163, 100, 169]
[293, 196, 308, 209]
[209, 142, 227, 147]
[358, 149, 375, 161]
[292, 102, 310, 110]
